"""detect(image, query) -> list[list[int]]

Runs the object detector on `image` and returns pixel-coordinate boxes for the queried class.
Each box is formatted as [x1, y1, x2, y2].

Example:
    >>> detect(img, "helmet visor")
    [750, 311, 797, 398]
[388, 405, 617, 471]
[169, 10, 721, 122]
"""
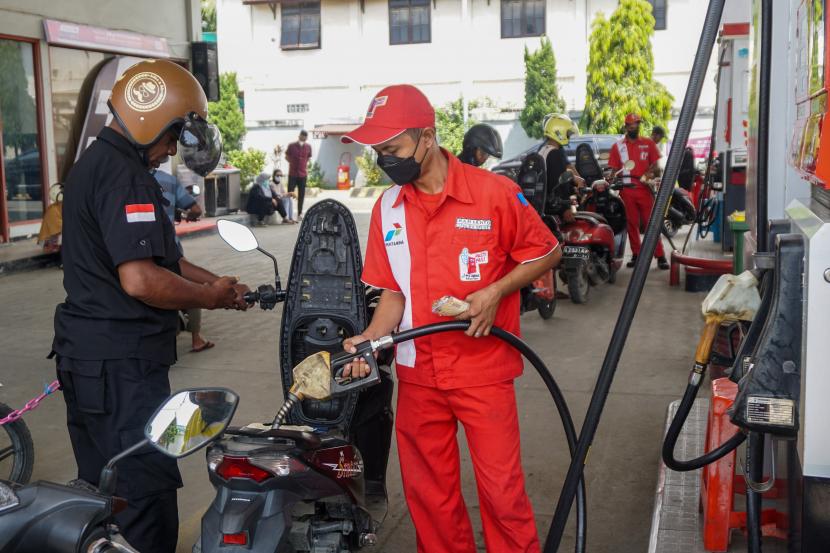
[179, 114, 222, 177]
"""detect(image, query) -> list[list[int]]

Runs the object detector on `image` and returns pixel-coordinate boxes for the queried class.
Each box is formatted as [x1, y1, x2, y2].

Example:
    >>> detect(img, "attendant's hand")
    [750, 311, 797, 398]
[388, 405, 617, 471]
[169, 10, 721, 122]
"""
[456, 284, 503, 337]
[340, 334, 374, 379]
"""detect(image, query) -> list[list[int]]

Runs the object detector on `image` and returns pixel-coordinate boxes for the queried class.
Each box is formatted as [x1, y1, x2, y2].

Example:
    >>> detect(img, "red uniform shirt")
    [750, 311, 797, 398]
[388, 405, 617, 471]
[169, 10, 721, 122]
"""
[362, 151, 558, 389]
[608, 136, 661, 185]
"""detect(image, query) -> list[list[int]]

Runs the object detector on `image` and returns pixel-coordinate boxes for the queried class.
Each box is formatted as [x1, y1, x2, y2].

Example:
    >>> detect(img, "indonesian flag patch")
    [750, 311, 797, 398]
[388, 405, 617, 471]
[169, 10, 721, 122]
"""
[125, 203, 156, 223]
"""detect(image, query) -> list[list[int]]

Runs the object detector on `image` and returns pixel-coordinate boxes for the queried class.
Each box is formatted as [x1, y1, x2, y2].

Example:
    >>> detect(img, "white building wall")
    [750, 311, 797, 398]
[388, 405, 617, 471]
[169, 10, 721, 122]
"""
[218, 0, 747, 181]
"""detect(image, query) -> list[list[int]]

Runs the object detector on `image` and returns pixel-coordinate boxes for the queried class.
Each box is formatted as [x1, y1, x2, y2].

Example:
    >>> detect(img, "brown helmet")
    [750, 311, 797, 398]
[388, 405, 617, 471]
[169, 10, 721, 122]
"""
[109, 59, 222, 176]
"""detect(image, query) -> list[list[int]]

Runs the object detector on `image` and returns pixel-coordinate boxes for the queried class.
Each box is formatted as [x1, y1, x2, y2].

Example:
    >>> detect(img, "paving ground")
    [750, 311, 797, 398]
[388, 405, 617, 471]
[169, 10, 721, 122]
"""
[0, 191, 711, 552]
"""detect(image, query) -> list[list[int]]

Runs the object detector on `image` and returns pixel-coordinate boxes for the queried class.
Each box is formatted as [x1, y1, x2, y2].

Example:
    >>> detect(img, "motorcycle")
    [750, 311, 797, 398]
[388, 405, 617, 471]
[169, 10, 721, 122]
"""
[515, 144, 632, 304]
[0, 387, 238, 553]
[641, 175, 697, 238]
[196, 205, 391, 553]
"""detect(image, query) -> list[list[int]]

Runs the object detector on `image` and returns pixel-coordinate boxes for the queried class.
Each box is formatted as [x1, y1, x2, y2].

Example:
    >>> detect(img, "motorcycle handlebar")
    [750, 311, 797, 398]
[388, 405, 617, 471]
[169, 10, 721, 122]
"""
[243, 284, 285, 310]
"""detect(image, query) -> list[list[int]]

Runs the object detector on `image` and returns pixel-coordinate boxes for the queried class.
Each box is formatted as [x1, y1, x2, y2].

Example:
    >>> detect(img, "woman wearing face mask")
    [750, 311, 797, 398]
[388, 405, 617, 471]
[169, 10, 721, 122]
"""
[246, 172, 289, 226]
[272, 169, 297, 223]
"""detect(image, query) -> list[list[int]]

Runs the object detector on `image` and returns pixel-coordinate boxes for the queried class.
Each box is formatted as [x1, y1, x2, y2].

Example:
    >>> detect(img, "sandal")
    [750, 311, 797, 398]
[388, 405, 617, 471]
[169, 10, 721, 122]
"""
[190, 341, 215, 353]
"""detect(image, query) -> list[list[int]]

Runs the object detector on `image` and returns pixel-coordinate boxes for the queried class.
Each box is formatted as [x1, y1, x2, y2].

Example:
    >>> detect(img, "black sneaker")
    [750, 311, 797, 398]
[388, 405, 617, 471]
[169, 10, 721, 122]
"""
[626, 255, 638, 268]
[657, 256, 670, 270]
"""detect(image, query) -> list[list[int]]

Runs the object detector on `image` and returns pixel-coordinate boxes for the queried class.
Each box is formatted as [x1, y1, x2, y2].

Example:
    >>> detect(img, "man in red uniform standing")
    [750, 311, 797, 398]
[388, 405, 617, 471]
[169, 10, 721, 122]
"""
[608, 113, 669, 270]
[341, 84, 560, 553]
[285, 130, 312, 219]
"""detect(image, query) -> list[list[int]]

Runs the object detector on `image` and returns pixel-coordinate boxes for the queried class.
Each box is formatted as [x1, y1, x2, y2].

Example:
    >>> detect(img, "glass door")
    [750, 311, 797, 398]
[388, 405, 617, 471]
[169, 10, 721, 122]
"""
[0, 37, 45, 238]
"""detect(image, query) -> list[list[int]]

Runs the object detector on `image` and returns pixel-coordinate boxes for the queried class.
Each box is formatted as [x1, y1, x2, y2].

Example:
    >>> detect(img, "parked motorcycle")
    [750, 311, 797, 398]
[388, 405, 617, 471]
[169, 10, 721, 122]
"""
[196, 211, 391, 553]
[514, 144, 632, 304]
[641, 175, 697, 238]
[0, 387, 238, 553]
[0, 382, 34, 485]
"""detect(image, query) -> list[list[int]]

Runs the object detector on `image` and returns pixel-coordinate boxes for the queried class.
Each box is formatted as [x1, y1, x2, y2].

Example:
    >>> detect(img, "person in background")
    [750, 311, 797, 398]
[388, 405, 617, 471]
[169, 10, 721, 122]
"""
[152, 169, 215, 353]
[285, 130, 312, 219]
[458, 124, 503, 167]
[651, 125, 668, 171]
[272, 168, 297, 223]
[246, 172, 289, 225]
[608, 113, 669, 270]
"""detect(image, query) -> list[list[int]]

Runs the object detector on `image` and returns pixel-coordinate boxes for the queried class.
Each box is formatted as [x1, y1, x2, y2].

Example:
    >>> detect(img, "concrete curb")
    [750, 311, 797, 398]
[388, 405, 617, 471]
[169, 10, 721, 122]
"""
[349, 187, 385, 198]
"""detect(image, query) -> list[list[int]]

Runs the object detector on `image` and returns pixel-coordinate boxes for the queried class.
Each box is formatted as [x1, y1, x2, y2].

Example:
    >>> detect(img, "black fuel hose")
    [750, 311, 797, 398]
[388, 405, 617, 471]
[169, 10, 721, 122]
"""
[546, 1, 726, 550]
[387, 321, 587, 553]
[661, 369, 746, 472]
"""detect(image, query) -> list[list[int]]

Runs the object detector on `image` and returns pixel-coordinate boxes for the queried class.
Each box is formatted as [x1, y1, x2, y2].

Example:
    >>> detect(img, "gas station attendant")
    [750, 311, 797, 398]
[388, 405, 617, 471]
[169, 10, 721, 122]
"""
[342, 84, 561, 553]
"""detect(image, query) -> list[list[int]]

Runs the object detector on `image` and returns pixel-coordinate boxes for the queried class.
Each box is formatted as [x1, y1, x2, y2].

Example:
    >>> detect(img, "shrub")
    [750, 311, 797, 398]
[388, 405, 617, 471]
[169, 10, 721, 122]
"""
[355, 148, 387, 187]
[225, 148, 266, 191]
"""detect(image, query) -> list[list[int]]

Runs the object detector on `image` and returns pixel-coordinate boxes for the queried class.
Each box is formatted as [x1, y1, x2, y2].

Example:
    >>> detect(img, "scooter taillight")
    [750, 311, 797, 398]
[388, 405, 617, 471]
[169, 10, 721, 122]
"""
[214, 456, 274, 483]
[222, 532, 249, 545]
[210, 453, 309, 482]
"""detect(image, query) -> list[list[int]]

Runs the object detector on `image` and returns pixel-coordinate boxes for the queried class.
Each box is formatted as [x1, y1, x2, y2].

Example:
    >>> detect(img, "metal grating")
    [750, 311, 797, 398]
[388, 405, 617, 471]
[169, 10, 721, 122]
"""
[649, 399, 709, 553]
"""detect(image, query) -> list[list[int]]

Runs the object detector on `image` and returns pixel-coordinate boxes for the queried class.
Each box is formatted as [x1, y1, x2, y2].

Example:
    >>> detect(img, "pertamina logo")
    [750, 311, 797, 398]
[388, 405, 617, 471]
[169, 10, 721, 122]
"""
[384, 223, 404, 246]
[124, 71, 167, 112]
[366, 95, 388, 118]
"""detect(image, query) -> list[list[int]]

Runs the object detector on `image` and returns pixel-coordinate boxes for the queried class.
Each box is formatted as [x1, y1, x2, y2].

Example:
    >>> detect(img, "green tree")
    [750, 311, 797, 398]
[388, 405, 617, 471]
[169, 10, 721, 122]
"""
[355, 148, 387, 187]
[435, 98, 479, 154]
[208, 73, 245, 151]
[226, 148, 266, 191]
[581, 0, 673, 134]
[202, 0, 217, 33]
[520, 37, 567, 140]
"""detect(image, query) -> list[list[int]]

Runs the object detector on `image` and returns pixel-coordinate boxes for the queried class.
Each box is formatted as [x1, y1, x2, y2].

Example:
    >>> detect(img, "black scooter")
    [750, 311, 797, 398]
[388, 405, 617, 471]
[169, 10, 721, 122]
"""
[196, 205, 391, 553]
[0, 387, 238, 553]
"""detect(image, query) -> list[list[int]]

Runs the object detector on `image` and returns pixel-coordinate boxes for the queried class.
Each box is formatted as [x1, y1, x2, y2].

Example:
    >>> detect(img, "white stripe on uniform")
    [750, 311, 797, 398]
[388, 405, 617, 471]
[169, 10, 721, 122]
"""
[379, 187, 416, 367]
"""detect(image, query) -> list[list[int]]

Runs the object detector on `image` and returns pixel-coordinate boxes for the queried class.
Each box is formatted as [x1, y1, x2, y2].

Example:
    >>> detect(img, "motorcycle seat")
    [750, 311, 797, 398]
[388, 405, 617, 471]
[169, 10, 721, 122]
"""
[226, 425, 323, 450]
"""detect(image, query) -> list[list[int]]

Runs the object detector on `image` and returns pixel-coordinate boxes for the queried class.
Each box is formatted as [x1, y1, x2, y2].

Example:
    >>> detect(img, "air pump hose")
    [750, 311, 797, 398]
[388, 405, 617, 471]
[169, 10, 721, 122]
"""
[388, 321, 587, 553]
[661, 364, 746, 472]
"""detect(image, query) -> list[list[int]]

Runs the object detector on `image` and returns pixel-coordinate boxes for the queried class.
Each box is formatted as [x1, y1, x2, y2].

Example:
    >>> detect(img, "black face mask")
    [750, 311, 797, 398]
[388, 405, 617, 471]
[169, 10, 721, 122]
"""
[627, 129, 639, 140]
[377, 131, 424, 185]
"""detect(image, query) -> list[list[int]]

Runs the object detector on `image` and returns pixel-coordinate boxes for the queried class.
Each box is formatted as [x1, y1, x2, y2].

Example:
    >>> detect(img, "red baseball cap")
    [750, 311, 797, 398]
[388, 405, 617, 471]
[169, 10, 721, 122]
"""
[342, 84, 435, 146]
[625, 113, 642, 125]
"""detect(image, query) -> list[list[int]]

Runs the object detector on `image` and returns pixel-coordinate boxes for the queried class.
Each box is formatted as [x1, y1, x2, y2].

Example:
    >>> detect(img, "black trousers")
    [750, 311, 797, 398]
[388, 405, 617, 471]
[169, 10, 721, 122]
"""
[57, 356, 182, 553]
[288, 175, 307, 215]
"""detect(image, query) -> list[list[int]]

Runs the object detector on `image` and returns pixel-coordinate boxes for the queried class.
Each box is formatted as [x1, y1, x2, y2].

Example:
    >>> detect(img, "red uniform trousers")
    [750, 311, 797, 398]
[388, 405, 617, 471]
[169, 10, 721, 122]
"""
[396, 380, 540, 553]
[621, 184, 665, 257]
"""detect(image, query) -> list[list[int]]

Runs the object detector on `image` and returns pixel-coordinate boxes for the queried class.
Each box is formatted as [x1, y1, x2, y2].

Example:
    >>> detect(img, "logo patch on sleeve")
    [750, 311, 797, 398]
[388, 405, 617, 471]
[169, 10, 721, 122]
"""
[125, 204, 156, 223]
[517, 192, 529, 206]
[459, 248, 489, 281]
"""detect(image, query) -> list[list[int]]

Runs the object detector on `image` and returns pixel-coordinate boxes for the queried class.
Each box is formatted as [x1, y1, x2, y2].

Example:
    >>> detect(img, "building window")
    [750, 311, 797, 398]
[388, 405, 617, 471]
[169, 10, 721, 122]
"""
[0, 38, 46, 228]
[501, 0, 545, 39]
[49, 47, 111, 181]
[389, 0, 431, 45]
[281, 1, 321, 50]
[648, 0, 667, 31]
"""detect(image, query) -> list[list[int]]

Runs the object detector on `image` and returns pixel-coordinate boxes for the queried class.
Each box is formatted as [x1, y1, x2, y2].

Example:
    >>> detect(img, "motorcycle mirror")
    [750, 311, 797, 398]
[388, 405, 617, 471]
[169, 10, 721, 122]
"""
[145, 388, 239, 459]
[191, 184, 201, 196]
[217, 219, 259, 252]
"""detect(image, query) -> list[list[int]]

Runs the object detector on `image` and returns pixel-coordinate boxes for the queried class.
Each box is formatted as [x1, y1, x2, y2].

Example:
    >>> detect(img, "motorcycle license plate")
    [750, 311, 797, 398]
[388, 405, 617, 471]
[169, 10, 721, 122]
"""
[563, 246, 590, 259]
